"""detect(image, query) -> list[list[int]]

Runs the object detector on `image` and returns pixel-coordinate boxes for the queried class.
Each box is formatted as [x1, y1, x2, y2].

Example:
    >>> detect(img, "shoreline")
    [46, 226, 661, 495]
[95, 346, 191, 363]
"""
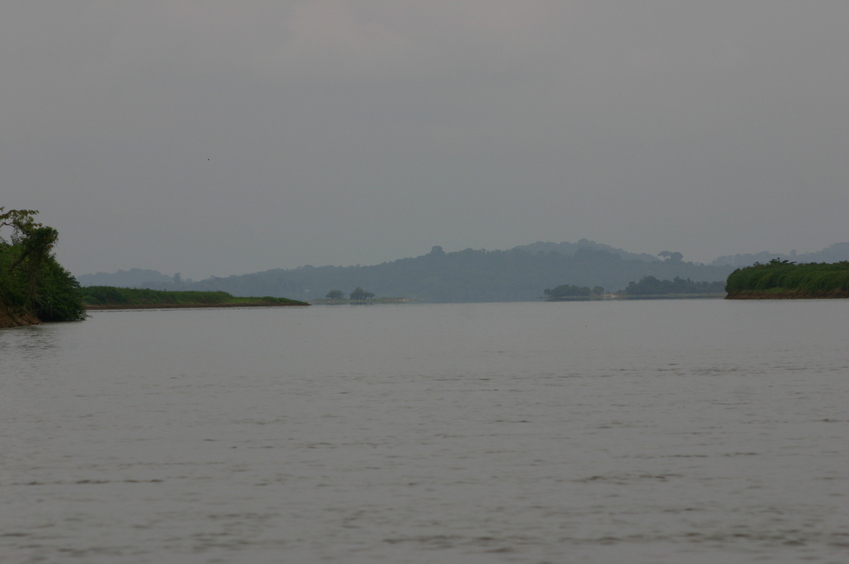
[84, 302, 309, 310]
[0, 310, 41, 328]
[726, 289, 849, 300]
[546, 293, 726, 301]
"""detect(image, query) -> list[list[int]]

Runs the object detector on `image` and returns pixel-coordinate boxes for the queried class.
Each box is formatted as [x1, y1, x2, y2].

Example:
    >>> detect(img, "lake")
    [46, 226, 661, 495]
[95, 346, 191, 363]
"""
[1, 300, 847, 563]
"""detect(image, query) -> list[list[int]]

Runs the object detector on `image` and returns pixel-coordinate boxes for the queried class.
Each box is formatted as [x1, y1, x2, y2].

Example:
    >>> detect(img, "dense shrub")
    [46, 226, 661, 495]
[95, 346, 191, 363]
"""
[544, 284, 593, 299]
[78, 286, 306, 306]
[79, 286, 233, 305]
[725, 260, 849, 296]
[622, 276, 726, 295]
[1, 208, 85, 324]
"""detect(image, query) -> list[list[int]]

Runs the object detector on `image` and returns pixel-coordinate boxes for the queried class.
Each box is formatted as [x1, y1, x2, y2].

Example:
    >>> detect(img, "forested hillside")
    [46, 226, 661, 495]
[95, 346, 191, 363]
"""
[711, 243, 849, 267]
[512, 240, 660, 262]
[79, 240, 849, 304]
[141, 246, 733, 303]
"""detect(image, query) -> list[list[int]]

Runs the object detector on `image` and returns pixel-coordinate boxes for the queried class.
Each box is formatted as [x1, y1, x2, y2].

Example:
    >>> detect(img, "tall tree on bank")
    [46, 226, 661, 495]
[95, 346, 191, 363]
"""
[0, 208, 85, 325]
[349, 287, 375, 300]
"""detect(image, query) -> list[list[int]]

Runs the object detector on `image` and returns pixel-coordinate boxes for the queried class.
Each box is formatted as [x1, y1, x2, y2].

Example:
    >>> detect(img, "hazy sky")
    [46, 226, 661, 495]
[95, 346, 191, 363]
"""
[3, 1, 847, 278]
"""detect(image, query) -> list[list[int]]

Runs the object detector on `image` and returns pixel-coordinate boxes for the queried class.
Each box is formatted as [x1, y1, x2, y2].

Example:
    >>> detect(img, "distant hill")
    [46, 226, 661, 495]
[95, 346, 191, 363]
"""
[512, 239, 660, 262]
[140, 245, 733, 303]
[77, 240, 848, 303]
[711, 243, 849, 267]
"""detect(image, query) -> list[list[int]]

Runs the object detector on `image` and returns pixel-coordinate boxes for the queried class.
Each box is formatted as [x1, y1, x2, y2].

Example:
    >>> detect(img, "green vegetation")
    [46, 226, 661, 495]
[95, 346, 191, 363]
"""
[725, 259, 849, 299]
[315, 287, 407, 304]
[1, 208, 85, 327]
[80, 286, 308, 308]
[313, 296, 411, 305]
[123, 243, 735, 303]
[621, 276, 726, 297]
[544, 284, 603, 300]
[349, 287, 375, 300]
[543, 276, 724, 301]
[321, 287, 388, 302]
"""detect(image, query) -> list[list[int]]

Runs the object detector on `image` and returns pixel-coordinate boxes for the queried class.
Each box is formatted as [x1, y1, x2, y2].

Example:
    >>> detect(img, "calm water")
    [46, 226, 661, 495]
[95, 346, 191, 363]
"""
[1, 301, 847, 563]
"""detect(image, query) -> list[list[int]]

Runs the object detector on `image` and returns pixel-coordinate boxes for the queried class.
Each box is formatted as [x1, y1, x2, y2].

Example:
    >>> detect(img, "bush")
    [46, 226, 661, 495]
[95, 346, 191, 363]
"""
[1, 208, 85, 323]
[725, 260, 849, 295]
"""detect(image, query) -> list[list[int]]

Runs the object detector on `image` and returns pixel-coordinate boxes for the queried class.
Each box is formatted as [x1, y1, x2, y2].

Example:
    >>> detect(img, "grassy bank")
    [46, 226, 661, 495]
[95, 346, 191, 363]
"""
[80, 286, 309, 308]
[725, 260, 849, 299]
[614, 293, 726, 300]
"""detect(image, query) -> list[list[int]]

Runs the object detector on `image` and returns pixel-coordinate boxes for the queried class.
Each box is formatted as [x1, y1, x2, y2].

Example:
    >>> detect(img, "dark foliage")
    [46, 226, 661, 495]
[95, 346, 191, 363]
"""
[1, 208, 85, 324]
[80, 286, 233, 305]
[544, 284, 593, 299]
[725, 260, 849, 296]
[79, 286, 306, 306]
[622, 276, 726, 296]
[349, 287, 375, 300]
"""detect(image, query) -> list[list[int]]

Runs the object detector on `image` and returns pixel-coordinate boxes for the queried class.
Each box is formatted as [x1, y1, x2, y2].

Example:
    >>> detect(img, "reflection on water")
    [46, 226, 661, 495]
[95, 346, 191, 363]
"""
[1, 301, 847, 563]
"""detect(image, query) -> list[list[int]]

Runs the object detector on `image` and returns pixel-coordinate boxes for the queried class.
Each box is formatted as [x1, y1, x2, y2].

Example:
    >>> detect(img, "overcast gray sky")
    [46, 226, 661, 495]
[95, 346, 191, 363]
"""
[3, 1, 847, 278]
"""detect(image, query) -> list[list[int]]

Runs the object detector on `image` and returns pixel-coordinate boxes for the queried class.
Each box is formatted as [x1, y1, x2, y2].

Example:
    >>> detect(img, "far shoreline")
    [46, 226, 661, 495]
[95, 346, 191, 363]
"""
[85, 302, 309, 310]
[725, 290, 849, 300]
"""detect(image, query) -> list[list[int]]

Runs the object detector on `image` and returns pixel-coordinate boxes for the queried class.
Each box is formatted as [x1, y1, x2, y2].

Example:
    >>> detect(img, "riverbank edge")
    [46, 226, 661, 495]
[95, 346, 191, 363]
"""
[85, 301, 309, 310]
[0, 308, 41, 328]
[1, 300, 309, 327]
[546, 293, 726, 301]
[726, 289, 849, 299]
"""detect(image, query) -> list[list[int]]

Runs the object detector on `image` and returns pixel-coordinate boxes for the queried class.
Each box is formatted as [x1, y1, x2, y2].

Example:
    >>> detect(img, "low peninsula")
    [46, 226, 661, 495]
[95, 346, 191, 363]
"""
[543, 277, 726, 301]
[81, 287, 309, 309]
[725, 260, 849, 299]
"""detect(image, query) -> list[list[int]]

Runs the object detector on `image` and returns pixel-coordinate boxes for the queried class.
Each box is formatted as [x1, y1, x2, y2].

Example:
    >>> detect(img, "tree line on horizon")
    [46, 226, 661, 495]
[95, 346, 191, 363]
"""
[543, 276, 725, 300]
[110, 245, 736, 303]
[324, 287, 376, 301]
[75, 240, 849, 304]
[620, 276, 726, 296]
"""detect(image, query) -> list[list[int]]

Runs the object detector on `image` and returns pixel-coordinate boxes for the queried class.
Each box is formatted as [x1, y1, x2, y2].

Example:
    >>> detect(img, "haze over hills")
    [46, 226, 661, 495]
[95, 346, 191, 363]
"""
[511, 240, 660, 263]
[76, 240, 849, 303]
[710, 243, 849, 268]
[77, 268, 174, 288]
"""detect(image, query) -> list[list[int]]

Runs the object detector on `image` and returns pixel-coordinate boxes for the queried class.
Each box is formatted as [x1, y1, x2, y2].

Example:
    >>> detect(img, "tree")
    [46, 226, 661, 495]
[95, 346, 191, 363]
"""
[1, 208, 55, 306]
[658, 250, 683, 262]
[349, 287, 374, 300]
[1, 208, 84, 324]
[325, 290, 344, 300]
[544, 284, 592, 300]
[622, 275, 725, 295]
